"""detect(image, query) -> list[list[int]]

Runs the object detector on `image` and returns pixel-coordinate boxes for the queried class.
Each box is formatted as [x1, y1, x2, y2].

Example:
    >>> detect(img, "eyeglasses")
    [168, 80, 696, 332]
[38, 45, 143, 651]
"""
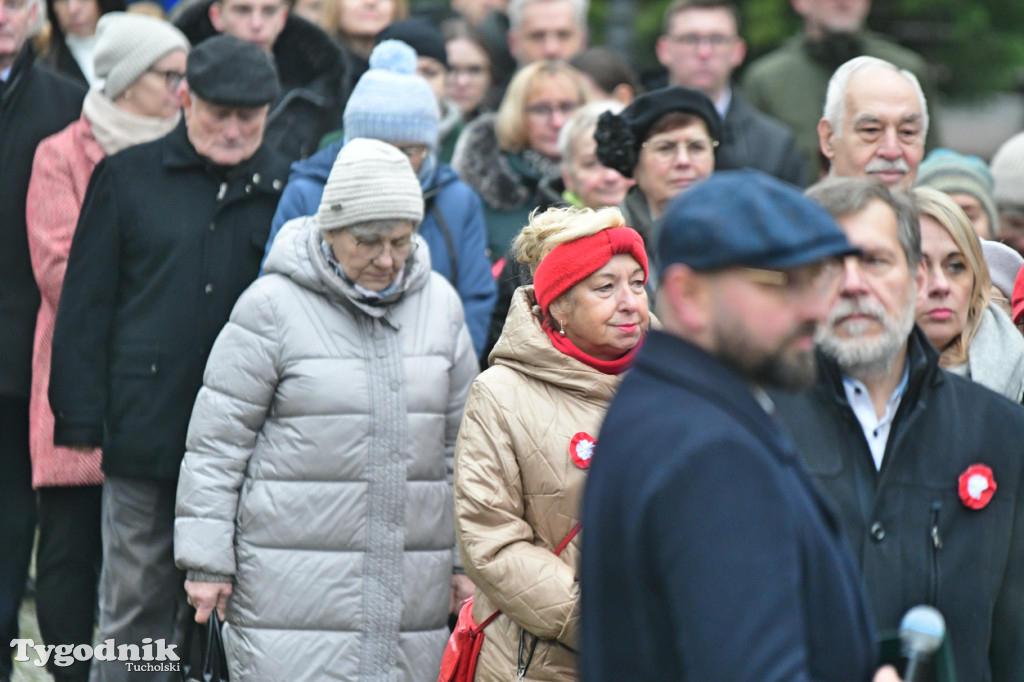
[349, 233, 418, 261]
[738, 259, 844, 300]
[148, 69, 186, 91]
[395, 145, 429, 162]
[667, 33, 736, 49]
[642, 137, 718, 162]
[525, 102, 578, 121]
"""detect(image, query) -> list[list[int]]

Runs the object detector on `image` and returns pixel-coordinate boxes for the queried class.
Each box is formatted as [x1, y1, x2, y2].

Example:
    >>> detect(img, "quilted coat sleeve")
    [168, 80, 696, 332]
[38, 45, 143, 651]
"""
[174, 284, 281, 581]
[454, 376, 580, 649]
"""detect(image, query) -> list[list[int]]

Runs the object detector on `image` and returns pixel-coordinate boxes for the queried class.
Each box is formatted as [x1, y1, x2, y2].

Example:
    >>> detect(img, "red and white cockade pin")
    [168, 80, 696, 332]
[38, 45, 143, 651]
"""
[958, 464, 997, 510]
[569, 432, 596, 469]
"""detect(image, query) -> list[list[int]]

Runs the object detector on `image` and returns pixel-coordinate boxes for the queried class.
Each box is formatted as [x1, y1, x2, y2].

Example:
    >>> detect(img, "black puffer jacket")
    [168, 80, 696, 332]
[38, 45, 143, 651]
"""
[174, 1, 349, 162]
[773, 327, 1024, 682]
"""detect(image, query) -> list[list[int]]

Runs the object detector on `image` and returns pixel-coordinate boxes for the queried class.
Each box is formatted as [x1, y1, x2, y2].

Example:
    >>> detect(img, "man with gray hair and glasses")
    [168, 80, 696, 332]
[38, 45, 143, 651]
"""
[817, 56, 928, 189]
[774, 176, 1024, 682]
[0, 0, 84, 674]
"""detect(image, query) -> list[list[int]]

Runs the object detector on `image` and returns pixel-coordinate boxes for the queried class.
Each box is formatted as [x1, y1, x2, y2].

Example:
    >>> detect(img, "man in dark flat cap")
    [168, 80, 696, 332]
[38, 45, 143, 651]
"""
[582, 170, 901, 681]
[49, 35, 288, 682]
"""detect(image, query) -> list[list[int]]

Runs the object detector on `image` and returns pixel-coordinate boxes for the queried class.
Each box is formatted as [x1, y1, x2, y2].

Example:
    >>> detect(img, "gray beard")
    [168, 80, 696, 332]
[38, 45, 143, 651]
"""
[816, 289, 917, 379]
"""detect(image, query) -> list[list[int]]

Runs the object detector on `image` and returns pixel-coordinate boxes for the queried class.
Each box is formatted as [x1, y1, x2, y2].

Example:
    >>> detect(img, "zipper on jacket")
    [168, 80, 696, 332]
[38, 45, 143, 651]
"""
[929, 501, 942, 605]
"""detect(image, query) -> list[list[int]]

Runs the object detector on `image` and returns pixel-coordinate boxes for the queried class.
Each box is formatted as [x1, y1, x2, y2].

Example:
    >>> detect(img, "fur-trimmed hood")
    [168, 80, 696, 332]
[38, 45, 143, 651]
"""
[451, 113, 557, 212]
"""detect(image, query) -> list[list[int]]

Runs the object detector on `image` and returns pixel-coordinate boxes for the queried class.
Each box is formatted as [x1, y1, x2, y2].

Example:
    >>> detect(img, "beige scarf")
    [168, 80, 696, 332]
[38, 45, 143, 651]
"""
[83, 87, 181, 156]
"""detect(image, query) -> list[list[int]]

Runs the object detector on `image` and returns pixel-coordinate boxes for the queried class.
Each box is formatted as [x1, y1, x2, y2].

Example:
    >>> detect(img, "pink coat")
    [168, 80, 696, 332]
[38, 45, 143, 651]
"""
[26, 113, 104, 488]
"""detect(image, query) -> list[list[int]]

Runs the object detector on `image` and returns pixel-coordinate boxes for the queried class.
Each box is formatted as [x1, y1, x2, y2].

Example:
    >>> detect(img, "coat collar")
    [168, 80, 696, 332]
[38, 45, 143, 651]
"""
[161, 117, 284, 188]
[815, 325, 941, 407]
[1, 43, 35, 109]
[634, 330, 796, 459]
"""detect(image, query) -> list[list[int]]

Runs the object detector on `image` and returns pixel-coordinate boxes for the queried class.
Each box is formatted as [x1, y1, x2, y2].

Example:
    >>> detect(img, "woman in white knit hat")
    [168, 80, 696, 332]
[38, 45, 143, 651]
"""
[174, 138, 478, 681]
[23, 12, 188, 681]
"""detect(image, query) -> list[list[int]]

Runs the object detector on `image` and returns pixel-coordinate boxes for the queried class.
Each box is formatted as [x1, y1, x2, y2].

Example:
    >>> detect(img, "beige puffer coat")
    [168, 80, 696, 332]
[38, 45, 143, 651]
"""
[454, 286, 622, 681]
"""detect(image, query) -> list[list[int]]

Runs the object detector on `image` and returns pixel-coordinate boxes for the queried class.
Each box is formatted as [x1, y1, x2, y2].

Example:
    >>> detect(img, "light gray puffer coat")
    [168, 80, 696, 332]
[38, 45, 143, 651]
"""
[174, 215, 478, 682]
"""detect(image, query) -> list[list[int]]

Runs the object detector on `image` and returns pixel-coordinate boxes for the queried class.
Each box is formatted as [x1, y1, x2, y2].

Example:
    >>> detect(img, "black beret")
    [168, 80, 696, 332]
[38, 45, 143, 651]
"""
[594, 86, 722, 178]
[187, 35, 280, 107]
[377, 18, 448, 68]
[658, 170, 858, 273]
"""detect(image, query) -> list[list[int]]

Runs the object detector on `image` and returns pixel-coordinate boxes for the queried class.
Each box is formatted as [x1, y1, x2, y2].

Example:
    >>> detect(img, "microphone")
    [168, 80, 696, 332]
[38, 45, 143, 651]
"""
[899, 605, 946, 682]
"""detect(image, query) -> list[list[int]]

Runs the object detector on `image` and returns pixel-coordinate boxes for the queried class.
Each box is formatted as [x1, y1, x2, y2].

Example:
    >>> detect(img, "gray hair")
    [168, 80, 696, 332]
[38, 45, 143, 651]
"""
[325, 218, 417, 239]
[805, 176, 922, 269]
[822, 56, 929, 140]
[558, 100, 624, 168]
[508, 0, 589, 31]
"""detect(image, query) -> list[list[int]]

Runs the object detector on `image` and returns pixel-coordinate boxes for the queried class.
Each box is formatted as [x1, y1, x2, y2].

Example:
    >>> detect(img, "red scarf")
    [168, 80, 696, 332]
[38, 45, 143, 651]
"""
[545, 326, 642, 375]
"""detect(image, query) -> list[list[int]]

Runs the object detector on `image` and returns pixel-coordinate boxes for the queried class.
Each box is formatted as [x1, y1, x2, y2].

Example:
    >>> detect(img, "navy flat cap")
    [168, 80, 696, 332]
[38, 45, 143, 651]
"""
[187, 35, 279, 108]
[656, 169, 858, 273]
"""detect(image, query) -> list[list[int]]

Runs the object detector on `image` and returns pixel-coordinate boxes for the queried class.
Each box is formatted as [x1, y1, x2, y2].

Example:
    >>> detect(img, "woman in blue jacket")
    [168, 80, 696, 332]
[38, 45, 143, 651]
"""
[264, 40, 496, 358]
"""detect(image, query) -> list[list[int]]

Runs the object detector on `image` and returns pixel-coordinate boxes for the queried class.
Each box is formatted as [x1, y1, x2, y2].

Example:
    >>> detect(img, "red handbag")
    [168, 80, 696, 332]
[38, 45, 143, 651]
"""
[438, 523, 581, 682]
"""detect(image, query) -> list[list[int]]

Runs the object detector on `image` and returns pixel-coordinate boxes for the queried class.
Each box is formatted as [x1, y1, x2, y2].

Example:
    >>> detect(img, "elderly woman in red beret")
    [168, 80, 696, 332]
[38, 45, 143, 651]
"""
[452, 205, 651, 681]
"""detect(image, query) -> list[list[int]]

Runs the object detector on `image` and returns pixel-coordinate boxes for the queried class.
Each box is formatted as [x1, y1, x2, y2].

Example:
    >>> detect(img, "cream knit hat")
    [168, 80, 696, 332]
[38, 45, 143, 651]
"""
[95, 12, 190, 99]
[318, 138, 424, 233]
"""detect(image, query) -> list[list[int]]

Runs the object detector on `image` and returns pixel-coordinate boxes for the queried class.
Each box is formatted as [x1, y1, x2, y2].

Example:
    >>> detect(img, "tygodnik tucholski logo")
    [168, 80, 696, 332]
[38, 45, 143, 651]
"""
[11, 638, 180, 672]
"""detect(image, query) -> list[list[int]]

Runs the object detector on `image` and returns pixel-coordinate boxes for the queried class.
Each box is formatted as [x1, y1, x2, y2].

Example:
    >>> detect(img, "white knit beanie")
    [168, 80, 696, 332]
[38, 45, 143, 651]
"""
[318, 138, 424, 232]
[95, 12, 191, 99]
[342, 40, 440, 149]
[991, 132, 1024, 209]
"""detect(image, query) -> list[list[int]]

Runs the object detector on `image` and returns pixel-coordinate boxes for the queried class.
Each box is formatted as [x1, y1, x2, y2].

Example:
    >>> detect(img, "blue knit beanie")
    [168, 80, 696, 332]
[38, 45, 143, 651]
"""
[343, 40, 440, 149]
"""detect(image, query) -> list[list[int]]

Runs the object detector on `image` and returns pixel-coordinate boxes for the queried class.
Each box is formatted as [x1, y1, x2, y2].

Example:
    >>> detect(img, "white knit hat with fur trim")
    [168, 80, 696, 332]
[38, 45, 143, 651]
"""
[318, 138, 424, 232]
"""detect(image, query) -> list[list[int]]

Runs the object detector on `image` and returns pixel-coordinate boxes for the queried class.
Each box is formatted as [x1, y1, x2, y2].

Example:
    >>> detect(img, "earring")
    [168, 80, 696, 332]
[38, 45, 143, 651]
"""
[558, 320, 566, 336]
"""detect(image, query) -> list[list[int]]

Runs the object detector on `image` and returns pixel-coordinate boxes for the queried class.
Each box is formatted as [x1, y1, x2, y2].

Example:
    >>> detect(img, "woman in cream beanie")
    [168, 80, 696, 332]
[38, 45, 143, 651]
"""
[23, 12, 188, 680]
[175, 138, 478, 681]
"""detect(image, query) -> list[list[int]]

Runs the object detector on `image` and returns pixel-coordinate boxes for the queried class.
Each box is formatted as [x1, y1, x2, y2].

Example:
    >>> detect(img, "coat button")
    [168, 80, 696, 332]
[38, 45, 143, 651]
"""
[209, 222, 216, 231]
[204, 283, 214, 294]
[870, 522, 885, 542]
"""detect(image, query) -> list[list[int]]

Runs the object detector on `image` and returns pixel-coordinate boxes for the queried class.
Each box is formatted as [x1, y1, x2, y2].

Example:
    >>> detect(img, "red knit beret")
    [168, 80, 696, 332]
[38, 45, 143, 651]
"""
[534, 227, 648, 315]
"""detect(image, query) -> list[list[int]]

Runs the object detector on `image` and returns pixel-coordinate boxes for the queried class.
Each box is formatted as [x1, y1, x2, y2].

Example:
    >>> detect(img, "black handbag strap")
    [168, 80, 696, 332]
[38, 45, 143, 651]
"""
[180, 610, 229, 682]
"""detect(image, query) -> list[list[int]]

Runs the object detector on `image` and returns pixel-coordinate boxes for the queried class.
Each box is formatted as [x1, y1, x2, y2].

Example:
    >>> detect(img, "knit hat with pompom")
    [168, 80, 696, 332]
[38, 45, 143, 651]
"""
[342, 40, 440, 149]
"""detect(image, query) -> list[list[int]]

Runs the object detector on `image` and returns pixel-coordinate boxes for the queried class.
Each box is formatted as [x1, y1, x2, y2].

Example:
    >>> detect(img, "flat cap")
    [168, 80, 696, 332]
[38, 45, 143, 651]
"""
[187, 35, 279, 107]
[595, 85, 722, 178]
[657, 170, 857, 273]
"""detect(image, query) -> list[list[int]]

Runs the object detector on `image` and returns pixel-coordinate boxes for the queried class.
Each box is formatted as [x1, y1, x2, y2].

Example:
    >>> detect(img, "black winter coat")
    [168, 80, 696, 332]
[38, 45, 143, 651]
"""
[773, 328, 1024, 682]
[174, 1, 349, 163]
[582, 331, 878, 681]
[0, 44, 85, 399]
[49, 120, 288, 480]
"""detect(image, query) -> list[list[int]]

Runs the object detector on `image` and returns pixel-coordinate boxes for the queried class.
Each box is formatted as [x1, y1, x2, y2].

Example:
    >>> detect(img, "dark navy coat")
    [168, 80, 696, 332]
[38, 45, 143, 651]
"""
[773, 327, 1024, 682]
[49, 121, 288, 480]
[581, 331, 878, 681]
